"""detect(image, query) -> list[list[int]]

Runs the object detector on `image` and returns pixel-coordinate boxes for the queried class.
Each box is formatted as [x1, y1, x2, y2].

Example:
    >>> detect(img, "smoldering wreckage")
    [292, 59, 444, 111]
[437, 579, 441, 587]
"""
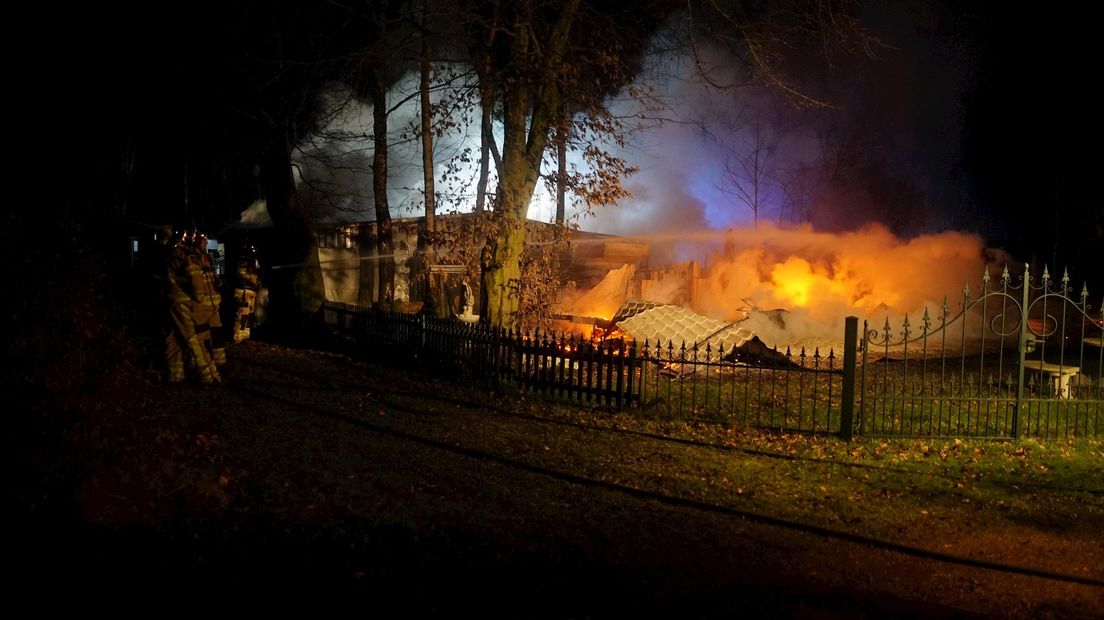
[236, 212, 816, 362]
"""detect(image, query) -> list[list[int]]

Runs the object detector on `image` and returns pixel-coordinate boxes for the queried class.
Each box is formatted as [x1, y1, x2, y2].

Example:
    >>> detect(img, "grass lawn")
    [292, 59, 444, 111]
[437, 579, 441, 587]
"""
[15, 337, 1103, 616]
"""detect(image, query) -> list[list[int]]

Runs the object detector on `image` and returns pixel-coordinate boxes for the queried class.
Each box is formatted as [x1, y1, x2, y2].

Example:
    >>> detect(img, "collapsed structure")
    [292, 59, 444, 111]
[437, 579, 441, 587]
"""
[302, 213, 795, 359]
[607, 300, 788, 365]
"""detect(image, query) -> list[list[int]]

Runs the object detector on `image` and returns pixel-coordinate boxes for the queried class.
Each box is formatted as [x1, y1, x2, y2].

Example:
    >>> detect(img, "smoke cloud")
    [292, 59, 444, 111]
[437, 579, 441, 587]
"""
[700, 224, 1002, 322]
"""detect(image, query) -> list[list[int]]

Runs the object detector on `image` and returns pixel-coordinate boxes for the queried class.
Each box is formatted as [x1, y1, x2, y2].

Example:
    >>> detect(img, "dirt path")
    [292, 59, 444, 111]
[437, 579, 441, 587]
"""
[14, 340, 1102, 617]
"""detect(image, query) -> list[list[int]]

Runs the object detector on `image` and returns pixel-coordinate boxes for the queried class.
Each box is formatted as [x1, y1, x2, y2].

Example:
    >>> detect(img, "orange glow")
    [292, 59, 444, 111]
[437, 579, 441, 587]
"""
[564, 264, 636, 321]
[560, 222, 1007, 351]
[771, 257, 816, 307]
[697, 223, 1003, 324]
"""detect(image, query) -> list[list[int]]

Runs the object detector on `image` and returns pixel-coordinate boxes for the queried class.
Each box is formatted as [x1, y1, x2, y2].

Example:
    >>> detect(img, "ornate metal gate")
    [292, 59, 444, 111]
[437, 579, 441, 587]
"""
[858, 265, 1103, 438]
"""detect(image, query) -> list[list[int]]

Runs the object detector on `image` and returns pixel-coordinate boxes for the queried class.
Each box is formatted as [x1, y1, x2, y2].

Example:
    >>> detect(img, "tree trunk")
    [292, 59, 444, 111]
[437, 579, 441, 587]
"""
[480, 0, 579, 328]
[420, 7, 440, 314]
[475, 84, 493, 214]
[262, 125, 316, 329]
[471, 0, 500, 215]
[372, 44, 394, 308]
[556, 121, 568, 225]
[420, 4, 436, 235]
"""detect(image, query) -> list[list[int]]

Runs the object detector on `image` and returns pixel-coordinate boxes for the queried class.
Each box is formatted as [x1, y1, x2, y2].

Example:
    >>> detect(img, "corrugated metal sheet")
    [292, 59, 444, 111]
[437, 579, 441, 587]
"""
[613, 300, 755, 353]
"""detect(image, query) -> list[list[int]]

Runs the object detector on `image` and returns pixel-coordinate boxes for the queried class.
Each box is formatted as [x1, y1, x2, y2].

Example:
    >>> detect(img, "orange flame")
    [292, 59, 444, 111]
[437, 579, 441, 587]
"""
[564, 264, 636, 320]
[560, 222, 1008, 351]
[698, 223, 1004, 324]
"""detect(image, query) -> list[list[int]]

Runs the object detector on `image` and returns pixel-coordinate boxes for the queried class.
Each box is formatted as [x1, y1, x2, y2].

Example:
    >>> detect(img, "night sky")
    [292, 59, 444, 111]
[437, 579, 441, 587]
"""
[938, 3, 1103, 281]
[849, 1, 1104, 281]
[672, 1, 1104, 286]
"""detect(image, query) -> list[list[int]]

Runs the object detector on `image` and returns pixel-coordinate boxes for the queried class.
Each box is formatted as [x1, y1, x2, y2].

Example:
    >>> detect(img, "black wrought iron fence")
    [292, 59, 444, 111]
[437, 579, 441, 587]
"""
[322, 264, 1101, 440]
[322, 302, 843, 434]
[633, 341, 843, 434]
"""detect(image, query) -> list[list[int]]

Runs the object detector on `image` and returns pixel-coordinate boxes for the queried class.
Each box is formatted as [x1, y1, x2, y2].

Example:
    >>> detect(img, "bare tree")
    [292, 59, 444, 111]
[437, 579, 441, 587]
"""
[419, 0, 437, 235]
[774, 162, 820, 224]
[555, 120, 568, 226]
[721, 111, 780, 227]
[371, 10, 397, 306]
[464, 0, 502, 215]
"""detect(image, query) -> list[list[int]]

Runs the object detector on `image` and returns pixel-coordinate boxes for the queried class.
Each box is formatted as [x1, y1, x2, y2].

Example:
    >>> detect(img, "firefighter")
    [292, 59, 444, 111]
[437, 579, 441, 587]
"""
[139, 224, 176, 379]
[164, 229, 221, 384]
[232, 244, 260, 343]
[189, 230, 227, 369]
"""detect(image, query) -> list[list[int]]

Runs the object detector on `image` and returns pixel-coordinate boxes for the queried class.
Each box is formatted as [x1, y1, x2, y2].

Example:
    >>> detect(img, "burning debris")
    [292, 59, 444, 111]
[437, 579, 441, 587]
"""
[554, 296, 796, 370]
[552, 222, 1017, 357]
[611, 300, 793, 367]
[613, 300, 751, 350]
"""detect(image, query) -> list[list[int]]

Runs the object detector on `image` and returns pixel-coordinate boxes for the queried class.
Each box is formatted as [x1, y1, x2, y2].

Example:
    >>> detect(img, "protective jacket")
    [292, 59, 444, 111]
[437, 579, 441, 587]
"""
[164, 243, 220, 383]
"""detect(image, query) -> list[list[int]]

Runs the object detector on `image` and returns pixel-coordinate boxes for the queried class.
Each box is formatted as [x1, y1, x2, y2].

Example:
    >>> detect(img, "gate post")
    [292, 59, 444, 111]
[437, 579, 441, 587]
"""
[1013, 263, 1030, 438]
[840, 316, 858, 440]
[419, 312, 428, 369]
